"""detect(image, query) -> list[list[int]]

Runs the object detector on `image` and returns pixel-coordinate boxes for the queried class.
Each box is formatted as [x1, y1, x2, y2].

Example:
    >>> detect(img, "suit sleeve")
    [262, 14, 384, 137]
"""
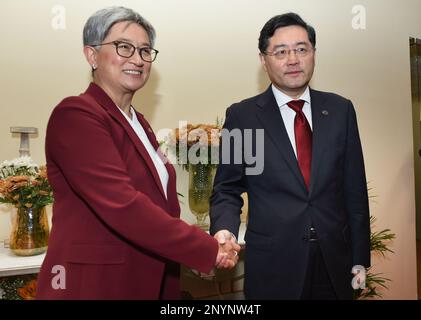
[343, 101, 371, 267]
[209, 105, 246, 238]
[46, 101, 218, 274]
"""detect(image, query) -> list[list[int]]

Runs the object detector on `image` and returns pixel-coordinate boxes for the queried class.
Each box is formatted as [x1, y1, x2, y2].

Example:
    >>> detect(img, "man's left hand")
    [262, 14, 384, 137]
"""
[351, 265, 366, 290]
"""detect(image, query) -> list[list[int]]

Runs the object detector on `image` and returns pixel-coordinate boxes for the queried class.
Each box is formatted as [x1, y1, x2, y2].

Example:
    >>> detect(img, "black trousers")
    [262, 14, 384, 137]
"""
[300, 241, 337, 300]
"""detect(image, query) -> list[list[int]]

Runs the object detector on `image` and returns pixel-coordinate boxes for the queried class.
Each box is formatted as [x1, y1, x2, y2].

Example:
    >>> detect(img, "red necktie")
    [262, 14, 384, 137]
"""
[287, 100, 312, 190]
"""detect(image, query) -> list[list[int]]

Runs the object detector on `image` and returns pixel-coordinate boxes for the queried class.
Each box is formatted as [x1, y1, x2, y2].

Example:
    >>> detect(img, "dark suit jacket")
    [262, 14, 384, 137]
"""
[210, 86, 370, 299]
[36, 83, 218, 300]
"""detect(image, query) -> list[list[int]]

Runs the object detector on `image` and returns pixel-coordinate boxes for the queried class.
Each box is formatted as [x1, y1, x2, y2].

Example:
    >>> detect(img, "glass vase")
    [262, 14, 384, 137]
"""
[9, 206, 49, 256]
[188, 163, 216, 231]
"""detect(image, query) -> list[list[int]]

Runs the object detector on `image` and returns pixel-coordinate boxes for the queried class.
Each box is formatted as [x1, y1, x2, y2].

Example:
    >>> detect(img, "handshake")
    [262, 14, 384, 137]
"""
[213, 229, 241, 269]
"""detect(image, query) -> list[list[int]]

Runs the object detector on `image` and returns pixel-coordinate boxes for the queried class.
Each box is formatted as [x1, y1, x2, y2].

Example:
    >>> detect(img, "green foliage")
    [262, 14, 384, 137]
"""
[370, 217, 396, 258]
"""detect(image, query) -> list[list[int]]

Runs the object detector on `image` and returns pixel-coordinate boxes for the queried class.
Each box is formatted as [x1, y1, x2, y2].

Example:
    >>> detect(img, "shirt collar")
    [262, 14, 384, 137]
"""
[117, 106, 136, 123]
[271, 84, 311, 108]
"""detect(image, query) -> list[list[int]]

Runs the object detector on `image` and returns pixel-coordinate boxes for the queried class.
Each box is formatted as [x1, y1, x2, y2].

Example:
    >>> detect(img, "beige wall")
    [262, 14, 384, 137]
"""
[0, 0, 419, 299]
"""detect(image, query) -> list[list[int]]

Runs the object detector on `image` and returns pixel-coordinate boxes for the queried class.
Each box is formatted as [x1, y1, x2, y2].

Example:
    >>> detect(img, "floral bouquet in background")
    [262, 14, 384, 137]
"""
[0, 156, 53, 209]
[165, 118, 223, 171]
[165, 118, 223, 230]
[0, 156, 53, 256]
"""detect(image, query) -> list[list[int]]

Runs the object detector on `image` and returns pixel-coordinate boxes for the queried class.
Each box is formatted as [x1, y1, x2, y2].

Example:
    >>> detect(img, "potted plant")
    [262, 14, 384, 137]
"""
[353, 215, 396, 299]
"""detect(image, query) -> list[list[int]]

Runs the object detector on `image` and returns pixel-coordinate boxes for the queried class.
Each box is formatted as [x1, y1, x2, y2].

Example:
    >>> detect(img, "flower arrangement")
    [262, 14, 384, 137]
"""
[0, 156, 53, 209]
[164, 119, 223, 230]
[0, 156, 53, 256]
[165, 119, 223, 171]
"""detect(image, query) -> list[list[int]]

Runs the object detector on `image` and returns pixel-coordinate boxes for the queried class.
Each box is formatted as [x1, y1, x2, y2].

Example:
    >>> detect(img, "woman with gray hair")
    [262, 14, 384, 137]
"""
[36, 6, 240, 300]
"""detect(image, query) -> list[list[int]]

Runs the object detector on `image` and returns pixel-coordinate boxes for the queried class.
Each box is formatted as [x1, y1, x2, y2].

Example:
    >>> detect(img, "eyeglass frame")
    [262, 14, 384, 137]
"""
[264, 44, 314, 60]
[89, 40, 159, 63]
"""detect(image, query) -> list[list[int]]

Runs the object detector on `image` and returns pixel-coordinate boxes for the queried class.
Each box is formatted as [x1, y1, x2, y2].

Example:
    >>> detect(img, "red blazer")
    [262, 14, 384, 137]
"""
[36, 83, 218, 299]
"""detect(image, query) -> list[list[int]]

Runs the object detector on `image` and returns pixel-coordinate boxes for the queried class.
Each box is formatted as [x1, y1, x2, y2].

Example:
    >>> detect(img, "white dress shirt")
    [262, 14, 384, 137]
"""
[271, 85, 312, 158]
[118, 106, 168, 199]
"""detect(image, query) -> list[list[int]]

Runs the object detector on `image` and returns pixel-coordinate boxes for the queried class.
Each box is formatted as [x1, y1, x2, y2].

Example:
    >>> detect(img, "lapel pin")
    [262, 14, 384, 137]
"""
[322, 110, 329, 116]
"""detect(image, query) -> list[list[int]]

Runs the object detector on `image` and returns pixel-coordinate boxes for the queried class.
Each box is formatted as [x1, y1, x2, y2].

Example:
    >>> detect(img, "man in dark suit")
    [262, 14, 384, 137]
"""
[210, 13, 370, 299]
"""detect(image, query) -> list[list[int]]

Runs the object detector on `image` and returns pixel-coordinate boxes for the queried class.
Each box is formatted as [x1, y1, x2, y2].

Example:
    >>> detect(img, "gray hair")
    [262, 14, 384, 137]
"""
[83, 6, 156, 47]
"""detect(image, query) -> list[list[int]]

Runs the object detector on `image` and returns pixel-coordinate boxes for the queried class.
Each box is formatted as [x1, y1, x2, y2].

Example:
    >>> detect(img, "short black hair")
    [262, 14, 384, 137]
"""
[258, 12, 316, 53]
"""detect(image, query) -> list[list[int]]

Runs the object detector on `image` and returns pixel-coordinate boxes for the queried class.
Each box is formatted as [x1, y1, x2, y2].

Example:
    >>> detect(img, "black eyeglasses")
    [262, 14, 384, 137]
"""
[90, 41, 159, 62]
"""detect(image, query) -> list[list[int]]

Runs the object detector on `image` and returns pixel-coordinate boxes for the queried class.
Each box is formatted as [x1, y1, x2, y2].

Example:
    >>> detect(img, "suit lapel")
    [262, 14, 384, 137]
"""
[136, 112, 179, 211]
[308, 89, 330, 196]
[256, 86, 307, 190]
[84, 83, 168, 201]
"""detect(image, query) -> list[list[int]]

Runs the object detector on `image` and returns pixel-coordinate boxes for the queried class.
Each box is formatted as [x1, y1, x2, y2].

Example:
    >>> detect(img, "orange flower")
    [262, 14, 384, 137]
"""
[31, 180, 41, 186]
[8, 175, 30, 184]
[38, 166, 48, 179]
[17, 279, 37, 300]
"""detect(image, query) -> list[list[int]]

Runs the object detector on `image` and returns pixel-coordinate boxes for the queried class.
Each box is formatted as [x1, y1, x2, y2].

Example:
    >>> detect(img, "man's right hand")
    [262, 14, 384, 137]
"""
[214, 230, 241, 269]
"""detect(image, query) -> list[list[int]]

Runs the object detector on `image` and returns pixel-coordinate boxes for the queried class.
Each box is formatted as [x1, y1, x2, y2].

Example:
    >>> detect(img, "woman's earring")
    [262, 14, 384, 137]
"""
[92, 64, 97, 70]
